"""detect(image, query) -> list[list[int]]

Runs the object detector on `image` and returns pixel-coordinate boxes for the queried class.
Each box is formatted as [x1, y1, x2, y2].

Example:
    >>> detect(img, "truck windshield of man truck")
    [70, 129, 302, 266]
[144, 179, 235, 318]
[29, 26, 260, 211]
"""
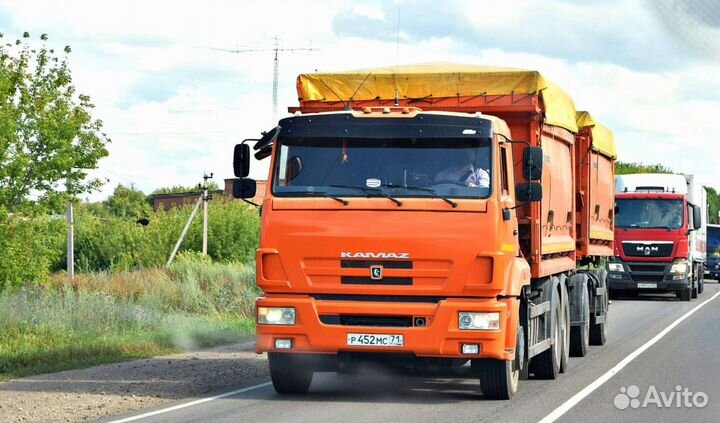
[615, 198, 684, 229]
[272, 137, 492, 200]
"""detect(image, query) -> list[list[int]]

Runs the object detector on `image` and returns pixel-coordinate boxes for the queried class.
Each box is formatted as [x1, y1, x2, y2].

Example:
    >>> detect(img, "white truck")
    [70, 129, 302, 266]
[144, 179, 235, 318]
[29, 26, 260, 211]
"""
[686, 174, 707, 293]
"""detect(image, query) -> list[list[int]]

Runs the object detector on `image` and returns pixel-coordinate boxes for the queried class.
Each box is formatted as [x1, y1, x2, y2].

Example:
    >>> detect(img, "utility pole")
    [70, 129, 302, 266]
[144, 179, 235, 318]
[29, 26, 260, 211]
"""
[202, 172, 213, 255]
[202, 36, 316, 126]
[66, 176, 74, 279]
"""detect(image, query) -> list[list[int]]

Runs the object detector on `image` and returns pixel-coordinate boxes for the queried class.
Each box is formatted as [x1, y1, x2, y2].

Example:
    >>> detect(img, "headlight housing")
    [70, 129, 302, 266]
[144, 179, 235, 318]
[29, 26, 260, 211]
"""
[257, 307, 296, 325]
[608, 263, 624, 272]
[670, 261, 689, 274]
[458, 312, 500, 330]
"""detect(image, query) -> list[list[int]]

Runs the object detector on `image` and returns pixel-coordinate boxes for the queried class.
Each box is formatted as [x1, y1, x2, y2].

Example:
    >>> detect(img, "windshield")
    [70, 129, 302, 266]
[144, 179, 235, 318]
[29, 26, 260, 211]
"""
[272, 137, 492, 199]
[708, 230, 720, 256]
[615, 199, 684, 229]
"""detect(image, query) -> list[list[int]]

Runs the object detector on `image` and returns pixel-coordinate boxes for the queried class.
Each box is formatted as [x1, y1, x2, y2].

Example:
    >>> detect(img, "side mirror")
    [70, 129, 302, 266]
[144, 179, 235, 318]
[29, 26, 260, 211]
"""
[233, 178, 257, 199]
[523, 147, 543, 181]
[516, 182, 543, 202]
[693, 205, 702, 230]
[233, 144, 251, 178]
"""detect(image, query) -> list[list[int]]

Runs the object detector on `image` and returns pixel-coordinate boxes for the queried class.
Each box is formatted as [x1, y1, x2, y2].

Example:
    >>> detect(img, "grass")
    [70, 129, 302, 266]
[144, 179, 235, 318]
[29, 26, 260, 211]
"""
[0, 254, 260, 380]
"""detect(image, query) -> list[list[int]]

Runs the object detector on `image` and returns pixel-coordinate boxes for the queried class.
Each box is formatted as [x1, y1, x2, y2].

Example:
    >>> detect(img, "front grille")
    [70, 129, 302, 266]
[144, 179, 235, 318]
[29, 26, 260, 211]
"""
[311, 294, 443, 303]
[626, 261, 668, 283]
[341, 260, 413, 269]
[627, 263, 666, 273]
[622, 242, 674, 258]
[630, 274, 665, 283]
[320, 315, 413, 327]
[341, 276, 412, 285]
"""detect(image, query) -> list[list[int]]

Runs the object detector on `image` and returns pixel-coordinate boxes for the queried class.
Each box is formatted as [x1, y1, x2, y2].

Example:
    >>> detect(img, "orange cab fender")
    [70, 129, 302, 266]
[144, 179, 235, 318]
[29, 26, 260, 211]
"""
[501, 297, 521, 360]
[505, 257, 531, 297]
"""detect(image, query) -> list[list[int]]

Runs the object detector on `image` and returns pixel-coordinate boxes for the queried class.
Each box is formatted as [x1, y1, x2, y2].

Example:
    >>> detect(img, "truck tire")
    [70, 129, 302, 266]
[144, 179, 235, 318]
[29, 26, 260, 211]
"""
[559, 282, 570, 373]
[474, 322, 524, 400]
[678, 287, 691, 302]
[691, 284, 698, 299]
[569, 284, 589, 357]
[268, 353, 314, 394]
[530, 287, 561, 379]
[474, 358, 518, 400]
[590, 269, 608, 346]
[698, 266, 704, 294]
[589, 270, 608, 346]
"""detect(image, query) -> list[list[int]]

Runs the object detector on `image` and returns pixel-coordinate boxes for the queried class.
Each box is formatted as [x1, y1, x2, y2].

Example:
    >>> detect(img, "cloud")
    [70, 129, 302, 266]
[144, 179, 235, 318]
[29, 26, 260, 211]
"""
[649, 0, 720, 58]
[332, 0, 696, 71]
[1, 0, 719, 200]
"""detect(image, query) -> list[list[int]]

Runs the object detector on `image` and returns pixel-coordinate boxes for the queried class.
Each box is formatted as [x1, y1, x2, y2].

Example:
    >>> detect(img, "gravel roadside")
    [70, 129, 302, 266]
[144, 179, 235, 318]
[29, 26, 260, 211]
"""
[0, 340, 269, 423]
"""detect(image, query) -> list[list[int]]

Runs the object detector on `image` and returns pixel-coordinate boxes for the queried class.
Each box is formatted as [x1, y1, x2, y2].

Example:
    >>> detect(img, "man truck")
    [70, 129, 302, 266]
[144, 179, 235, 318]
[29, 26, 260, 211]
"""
[232, 64, 615, 399]
[609, 173, 707, 300]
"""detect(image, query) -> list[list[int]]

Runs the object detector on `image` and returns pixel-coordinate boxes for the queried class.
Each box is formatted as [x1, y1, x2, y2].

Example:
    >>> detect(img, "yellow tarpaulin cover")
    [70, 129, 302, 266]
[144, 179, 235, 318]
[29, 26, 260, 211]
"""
[297, 63, 579, 133]
[576, 111, 617, 159]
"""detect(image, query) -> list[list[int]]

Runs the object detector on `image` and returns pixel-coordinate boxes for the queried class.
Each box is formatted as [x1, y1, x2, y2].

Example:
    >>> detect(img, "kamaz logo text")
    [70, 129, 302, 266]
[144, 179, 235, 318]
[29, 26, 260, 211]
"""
[341, 252, 410, 259]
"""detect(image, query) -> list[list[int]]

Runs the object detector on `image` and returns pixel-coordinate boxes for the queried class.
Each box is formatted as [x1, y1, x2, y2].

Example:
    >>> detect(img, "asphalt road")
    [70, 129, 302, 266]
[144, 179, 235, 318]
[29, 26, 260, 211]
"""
[103, 283, 720, 423]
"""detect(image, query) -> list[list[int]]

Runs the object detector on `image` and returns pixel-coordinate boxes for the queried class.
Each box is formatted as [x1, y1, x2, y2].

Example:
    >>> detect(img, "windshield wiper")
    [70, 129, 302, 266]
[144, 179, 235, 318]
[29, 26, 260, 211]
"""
[645, 225, 674, 231]
[291, 191, 348, 205]
[384, 184, 458, 208]
[328, 185, 403, 206]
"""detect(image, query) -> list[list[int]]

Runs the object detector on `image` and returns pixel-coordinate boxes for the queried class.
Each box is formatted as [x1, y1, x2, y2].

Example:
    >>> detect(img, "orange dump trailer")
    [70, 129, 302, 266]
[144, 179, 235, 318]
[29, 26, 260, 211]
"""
[232, 64, 616, 399]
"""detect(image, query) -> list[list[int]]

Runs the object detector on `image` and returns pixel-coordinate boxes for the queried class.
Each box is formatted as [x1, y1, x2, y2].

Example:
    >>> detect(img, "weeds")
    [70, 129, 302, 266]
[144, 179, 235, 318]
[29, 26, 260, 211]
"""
[0, 257, 259, 380]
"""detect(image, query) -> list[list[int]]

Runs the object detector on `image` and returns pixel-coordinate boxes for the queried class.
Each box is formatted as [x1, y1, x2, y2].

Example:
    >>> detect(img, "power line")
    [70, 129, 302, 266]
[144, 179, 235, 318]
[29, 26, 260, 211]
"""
[199, 36, 317, 125]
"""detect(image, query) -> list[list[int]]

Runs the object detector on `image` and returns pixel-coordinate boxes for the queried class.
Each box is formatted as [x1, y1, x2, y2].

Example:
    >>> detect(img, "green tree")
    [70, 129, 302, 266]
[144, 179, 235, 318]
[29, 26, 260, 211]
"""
[615, 161, 673, 175]
[103, 184, 153, 219]
[0, 32, 109, 215]
[151, 181, 221, 195]
[706, 187, 719, 224]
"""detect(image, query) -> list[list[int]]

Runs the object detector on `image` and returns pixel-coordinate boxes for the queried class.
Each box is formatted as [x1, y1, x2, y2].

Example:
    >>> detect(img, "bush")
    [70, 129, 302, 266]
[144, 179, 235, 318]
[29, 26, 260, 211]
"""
[65, 197, 260, 273]
[0, 216, 64, 289]
[0, 261, 258, 378]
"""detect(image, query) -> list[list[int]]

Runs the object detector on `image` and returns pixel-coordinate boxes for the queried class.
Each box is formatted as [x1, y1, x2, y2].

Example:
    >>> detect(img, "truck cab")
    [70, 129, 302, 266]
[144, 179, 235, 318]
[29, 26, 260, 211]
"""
[608, 174, 703, 300]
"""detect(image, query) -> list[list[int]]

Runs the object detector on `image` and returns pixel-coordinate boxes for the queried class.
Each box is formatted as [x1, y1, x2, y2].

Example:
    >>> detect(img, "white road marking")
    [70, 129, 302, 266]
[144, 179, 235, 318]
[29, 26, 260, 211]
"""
[106, 381, 273, 422]
[538, 290, 720, 423]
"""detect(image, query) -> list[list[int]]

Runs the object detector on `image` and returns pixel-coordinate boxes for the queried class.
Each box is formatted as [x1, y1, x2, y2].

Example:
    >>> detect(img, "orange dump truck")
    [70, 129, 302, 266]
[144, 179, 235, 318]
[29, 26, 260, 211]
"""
[232, 64, 616, 399]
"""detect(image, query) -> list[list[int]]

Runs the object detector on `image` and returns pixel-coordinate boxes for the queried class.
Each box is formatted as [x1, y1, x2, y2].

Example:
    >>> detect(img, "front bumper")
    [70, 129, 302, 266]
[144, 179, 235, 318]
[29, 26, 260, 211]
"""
[608, 260, 689, 292]
[254, 294, 517, 361]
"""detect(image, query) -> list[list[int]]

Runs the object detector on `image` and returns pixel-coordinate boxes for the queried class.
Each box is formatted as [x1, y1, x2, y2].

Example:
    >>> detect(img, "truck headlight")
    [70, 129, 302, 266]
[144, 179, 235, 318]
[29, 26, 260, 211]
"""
[670, 261, 688, 275]
[258, 307, 296, 325]
[458, 312, 500, 330]
[608, 263, 624, 272]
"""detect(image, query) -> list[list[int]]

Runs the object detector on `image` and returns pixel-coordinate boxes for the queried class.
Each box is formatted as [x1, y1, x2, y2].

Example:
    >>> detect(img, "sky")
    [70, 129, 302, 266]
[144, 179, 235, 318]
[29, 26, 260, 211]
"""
[1, 0, 719, 201]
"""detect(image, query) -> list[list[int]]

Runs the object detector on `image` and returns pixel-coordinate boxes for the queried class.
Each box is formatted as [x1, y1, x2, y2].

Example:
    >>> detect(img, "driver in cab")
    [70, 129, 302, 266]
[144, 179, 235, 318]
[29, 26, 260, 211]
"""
[434, 149, 490, 188]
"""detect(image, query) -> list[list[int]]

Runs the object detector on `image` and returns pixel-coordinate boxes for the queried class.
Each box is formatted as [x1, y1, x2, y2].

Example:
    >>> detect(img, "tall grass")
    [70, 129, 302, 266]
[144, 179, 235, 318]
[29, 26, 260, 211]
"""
[0, 255, 259, 379]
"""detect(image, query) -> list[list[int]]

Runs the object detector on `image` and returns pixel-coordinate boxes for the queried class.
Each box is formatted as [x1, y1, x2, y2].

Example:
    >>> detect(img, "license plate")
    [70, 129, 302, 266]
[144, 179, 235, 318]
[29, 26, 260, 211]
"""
[347, 333, 404, 347]
[637, 283, 657, 288]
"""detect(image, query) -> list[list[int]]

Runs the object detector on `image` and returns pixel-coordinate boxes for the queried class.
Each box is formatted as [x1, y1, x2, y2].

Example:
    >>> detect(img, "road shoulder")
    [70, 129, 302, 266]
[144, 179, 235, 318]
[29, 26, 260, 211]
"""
[0, 340, 267, 423]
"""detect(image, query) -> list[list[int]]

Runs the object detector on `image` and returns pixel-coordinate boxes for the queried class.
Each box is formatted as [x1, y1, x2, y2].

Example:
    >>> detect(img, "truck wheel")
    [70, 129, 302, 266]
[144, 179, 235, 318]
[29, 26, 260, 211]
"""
[559, 281, 570, 373]
[569, 281, 589, 357]
[691, 284, 698, 299]
[678, 287, 691, 302]
[530, 288, 561, 379]
[474, 323, 524, 400]
[268, 353, 314, 394]
[590, 270, 608, 346]
[698, 267, 704, 294]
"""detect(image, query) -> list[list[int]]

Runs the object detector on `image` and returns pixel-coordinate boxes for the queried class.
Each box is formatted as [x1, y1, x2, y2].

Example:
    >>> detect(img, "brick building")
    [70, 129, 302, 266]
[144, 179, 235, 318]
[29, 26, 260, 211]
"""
[223, 179, 268, 204]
